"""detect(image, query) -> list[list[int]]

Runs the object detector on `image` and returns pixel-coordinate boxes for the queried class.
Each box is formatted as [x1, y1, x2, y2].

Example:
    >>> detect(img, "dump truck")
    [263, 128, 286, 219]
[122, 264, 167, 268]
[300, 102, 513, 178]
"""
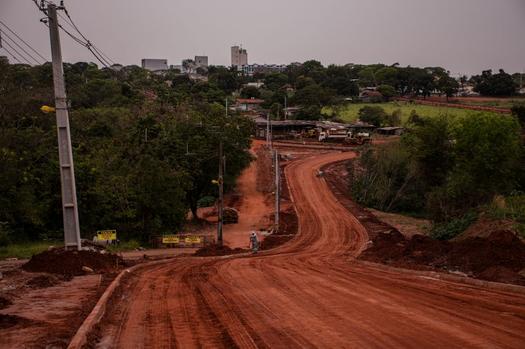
[318, 128, 352, 142]
[344, 132, 372, 145]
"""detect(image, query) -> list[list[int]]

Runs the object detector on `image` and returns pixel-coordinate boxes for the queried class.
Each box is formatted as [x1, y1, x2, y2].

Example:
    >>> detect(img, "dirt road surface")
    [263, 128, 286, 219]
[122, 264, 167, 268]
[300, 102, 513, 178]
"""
[94, 150, 525, 348]
[223, 150, 272, 249]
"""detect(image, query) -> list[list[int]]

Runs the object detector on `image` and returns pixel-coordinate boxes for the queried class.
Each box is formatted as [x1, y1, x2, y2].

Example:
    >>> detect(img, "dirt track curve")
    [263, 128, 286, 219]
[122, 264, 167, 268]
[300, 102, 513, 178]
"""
[96, 151, 525, 348]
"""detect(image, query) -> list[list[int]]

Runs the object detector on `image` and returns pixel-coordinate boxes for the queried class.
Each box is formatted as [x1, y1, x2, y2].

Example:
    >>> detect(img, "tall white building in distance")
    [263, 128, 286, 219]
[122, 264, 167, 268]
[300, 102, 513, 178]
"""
[141, 59, 168, 72]
[231, 46, 248, 68]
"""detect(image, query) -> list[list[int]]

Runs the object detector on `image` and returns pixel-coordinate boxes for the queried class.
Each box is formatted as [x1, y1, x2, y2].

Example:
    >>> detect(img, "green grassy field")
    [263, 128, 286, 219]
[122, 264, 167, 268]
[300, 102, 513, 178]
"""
[0, 241, 62, 260]
[323, 102, 500, 124]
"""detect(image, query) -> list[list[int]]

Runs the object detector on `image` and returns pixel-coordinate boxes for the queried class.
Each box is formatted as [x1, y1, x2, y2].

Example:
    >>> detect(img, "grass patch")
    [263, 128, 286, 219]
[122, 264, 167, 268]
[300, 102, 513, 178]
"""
[430, 212, 478, 241]
[323, 102, 499, 125]
[0, 241, 62, 260]
[486, 194, 525, 238]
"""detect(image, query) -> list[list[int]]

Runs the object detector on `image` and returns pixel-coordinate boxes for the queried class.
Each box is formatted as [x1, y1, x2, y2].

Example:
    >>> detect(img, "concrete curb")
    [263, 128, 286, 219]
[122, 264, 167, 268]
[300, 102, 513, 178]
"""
[357, 260, 525, 294]
[67, 259, 173, 349]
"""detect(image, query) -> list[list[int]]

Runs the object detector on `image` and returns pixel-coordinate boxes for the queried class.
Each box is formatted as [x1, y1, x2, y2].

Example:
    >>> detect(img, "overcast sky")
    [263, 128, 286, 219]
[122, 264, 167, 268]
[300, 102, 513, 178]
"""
[2, 0, 525, 76]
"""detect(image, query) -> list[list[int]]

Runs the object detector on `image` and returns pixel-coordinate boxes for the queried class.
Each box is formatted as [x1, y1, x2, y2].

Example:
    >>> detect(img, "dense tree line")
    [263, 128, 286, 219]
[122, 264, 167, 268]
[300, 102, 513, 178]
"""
[248, 62, 465, 120]
[0, 59, 252, 243]
[350, 112, 524, 237]
[470, 69, 517, 97]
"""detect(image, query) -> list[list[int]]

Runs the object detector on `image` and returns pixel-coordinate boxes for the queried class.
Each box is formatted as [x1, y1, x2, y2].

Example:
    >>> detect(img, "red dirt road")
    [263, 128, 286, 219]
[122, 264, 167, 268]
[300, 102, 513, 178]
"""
[94, 150, 525, 348]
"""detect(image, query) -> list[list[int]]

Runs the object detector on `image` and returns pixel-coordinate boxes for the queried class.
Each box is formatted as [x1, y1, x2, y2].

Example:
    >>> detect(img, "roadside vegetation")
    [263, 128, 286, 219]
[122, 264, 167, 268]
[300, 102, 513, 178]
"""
[0, 241, 62, 259]
[349, 111, 524, 239]
[0, 60, 253, 248]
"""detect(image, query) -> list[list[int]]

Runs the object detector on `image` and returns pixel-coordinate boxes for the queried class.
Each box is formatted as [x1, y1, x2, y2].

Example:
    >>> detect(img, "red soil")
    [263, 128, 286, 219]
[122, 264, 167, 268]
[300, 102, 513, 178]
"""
[22, 249, 123, 277]
[361, 230, 525, 285]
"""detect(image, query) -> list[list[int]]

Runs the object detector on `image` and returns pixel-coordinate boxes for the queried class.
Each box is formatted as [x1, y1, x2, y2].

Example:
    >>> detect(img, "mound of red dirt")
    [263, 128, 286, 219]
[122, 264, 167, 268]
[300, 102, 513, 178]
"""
[260, 235, 293, 250]
[0, 314, 31, 329]
[276, 211, 299, 236]
[25, 274, 63, 289]
[22, 249, 123, 276]
[361, 230, 525, 285]
[194, 244, 247, 257]
[0, 296, 12, 310]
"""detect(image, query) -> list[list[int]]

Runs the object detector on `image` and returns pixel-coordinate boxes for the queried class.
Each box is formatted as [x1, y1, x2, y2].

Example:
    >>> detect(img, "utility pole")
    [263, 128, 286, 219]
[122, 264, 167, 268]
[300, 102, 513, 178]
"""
[266, 113, 270, 147]
[274, 150, 280, 228]
[217, 140, 224, 246]
[47, 3, 81, 250]
[284, 95, 287, 121]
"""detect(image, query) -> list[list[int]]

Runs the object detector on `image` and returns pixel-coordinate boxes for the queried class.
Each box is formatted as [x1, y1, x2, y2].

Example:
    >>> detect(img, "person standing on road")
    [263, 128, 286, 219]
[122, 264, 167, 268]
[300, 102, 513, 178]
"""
[249, 231, 259, 253]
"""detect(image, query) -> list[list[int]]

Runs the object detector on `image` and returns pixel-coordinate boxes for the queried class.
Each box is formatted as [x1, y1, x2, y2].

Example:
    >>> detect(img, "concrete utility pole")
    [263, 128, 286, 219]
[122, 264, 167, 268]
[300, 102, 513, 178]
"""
[266, 113, 270, 147]
[284, 95, 287, 121]
[217, 140, 224, 246]
[274, 150, 280, 228]
[47, 3, 82, 250]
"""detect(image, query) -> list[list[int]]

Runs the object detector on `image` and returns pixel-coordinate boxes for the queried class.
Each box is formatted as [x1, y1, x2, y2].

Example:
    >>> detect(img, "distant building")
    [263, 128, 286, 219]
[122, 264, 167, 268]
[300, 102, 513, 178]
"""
[359, 90, 383, 103]
[376, 127, 405, 136]
[141, 58, 168, 72]
[245, 82, 264, 89]
[194, 56, 208, 68]
[242, 64, 287, 76]
[231, 46, 248, 68]
[235, 98, 264, 112]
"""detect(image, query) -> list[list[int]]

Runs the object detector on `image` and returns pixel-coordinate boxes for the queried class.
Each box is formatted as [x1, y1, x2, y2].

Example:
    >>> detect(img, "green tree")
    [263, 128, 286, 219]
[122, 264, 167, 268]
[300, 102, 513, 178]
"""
[357, 106, 387, 126]
[377, 84, 397, 100]
[472, 69, 517, 96]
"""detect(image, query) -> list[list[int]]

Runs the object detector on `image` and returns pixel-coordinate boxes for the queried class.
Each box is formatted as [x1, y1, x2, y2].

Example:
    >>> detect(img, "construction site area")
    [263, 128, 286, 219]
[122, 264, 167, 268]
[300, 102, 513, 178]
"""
[1, 138, 525, 348]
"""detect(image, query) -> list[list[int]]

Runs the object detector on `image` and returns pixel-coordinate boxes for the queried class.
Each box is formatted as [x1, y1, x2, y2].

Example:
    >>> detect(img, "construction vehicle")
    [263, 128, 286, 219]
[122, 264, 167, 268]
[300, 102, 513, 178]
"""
[344, 132, 372, 145]
[318, 128, 352, 142]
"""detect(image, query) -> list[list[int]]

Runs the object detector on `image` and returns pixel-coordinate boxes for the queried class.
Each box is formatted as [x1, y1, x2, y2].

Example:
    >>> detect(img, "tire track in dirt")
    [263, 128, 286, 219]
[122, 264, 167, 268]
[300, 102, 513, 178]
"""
[92, 150, 525, 348]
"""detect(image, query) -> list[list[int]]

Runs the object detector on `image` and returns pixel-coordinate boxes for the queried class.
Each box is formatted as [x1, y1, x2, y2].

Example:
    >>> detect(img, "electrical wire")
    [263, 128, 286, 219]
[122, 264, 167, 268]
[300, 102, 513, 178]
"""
[1, 38, 34, 65]
[1, 45, 24, 64]
[61, 5, 115, 66]
[0, 25, 44, 64]
[31, 0, 115, 68]
[0, 20, 46, 62]
[55, 11, 108, 62]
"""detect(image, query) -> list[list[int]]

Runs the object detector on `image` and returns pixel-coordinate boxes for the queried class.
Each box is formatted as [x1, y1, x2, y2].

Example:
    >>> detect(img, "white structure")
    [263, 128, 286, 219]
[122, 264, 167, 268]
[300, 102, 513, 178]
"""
[141, 58, 168, 72]
[242, 64, 286, 76]
[231, 45, 248, 68]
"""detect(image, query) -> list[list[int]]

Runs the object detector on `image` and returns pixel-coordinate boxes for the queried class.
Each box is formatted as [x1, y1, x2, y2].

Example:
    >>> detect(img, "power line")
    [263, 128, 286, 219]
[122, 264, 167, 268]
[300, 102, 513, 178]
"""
[32, 0, 115, 68]
[1, 37, 33, 65]
[0, 45, 23, 64]
[0, 26, 44, 65]
[0, 20, 47, 62]
[61, 5, 115, 66]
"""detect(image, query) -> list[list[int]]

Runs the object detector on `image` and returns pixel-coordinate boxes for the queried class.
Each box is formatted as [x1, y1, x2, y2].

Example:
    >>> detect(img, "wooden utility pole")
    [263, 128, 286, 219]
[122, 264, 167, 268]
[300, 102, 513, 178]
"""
[47, 3, 82, 250]
[217, 140, 224, 245]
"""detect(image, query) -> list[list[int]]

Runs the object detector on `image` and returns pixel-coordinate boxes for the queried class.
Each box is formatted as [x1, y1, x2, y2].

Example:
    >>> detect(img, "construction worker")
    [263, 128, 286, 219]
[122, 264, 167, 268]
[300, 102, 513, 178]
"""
[249, 231, 259, 253]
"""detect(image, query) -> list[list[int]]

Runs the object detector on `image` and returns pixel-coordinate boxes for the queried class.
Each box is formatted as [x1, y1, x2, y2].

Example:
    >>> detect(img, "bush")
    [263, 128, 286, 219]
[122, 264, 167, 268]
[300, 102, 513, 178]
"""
[430, 212, 478, 240]
[486, 193, 525, 237]
[350, 144, 424, 212]
[358, 106, 387, 126]
[198, 196, 216, 208]
[0, 222, 11, 247]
